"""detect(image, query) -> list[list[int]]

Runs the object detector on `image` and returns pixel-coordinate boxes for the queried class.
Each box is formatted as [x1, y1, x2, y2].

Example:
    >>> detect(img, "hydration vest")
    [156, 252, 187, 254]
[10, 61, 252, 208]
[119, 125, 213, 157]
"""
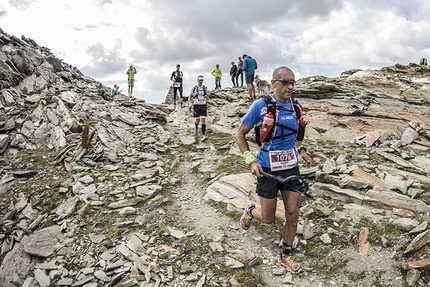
[254, 95, 307, 147]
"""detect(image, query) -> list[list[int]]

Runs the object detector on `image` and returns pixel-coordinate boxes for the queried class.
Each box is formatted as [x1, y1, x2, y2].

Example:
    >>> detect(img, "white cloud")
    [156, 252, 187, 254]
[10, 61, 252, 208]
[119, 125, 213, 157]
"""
[1, 0, 430, 103]
[289, 2, 430, 75]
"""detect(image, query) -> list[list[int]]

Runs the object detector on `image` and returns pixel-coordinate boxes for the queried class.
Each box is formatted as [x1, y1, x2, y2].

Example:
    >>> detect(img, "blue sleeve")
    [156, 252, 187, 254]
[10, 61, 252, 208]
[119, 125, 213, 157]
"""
[242, 59, 248, 71]
[242, 99, 265, 129]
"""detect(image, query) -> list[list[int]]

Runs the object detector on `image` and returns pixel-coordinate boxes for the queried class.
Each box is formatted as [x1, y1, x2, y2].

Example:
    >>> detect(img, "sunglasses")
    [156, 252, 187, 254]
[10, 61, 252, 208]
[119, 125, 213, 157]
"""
[275, 79, 296, 86]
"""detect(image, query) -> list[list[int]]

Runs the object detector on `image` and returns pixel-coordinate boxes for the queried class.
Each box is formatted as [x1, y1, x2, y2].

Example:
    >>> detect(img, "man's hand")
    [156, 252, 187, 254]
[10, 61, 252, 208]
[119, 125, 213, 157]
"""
[300, 152, 312, 168]
[250, 161, 263, 178]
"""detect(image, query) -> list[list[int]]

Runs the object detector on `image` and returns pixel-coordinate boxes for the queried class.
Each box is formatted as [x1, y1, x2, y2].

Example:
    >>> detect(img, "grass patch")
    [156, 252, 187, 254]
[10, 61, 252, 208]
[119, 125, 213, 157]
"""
[316, 255, 349, 279]
[209, 262, 261, 287]
[357, 218, 401, 244]
[80, 203, 93, 221]
[214, 154, 242, 175]
[346, 270, 366, 281]
[108, 226, 128, 240]
[235, 267, 261, 287]
[5, 148, 73, 215]
[159, 252, 170, 260]
[420, 265, 430, 284]
[251, 216, 284, 236]
[420, 182, 430, 204]
[304, 241, 330, 257]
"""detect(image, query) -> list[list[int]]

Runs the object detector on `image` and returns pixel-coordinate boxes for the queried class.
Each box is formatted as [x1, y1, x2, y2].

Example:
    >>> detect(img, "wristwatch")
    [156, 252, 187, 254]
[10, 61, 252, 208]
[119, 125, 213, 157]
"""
[297, 146, 307, 153]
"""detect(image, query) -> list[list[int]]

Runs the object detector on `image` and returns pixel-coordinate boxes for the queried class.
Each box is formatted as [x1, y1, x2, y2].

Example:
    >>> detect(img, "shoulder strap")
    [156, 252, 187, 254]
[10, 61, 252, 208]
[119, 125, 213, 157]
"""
[269, 96, 298, 143]
[259, 95, 277, 147]
[292, 98, 302, 119]
[292, 98, 307, 141]
[265, 95, 276, 116]
[193, 85, 206, 96]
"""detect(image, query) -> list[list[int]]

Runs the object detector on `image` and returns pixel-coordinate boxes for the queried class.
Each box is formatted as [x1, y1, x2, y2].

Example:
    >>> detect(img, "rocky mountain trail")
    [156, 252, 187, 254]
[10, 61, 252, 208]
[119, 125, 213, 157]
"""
[164, 106, 308, 287]
[164, 105, 427, 287]
[0, 28, 430, 287]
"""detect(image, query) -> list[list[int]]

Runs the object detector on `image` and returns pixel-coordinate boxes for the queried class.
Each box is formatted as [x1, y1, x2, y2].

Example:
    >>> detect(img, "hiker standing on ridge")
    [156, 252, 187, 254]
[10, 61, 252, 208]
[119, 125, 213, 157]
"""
[236, 56, 244, 88]
[242, 54, 257, 102]
[230, 61, 238, 87]
[189, 75, 209, 142]
[235, 66, 312, 274]
[211, 64, 222, 90]
[170, 64, 184, 108]
[126, 65, 137, 98]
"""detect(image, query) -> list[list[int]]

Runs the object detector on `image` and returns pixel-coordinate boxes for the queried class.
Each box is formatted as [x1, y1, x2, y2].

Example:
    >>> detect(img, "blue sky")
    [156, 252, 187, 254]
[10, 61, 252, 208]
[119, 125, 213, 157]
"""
[1, 0, 429, 104]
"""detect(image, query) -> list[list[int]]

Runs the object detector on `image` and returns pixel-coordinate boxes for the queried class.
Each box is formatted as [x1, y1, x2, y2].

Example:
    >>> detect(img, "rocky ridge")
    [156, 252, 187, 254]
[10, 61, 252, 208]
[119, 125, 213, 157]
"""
[0, 28, 429, 287]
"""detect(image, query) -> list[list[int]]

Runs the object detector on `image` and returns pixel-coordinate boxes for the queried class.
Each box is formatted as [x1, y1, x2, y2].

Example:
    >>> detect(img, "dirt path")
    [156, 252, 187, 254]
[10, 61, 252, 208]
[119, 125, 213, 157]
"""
[165, 107, 406, 287]
[166, 108, 296, 286]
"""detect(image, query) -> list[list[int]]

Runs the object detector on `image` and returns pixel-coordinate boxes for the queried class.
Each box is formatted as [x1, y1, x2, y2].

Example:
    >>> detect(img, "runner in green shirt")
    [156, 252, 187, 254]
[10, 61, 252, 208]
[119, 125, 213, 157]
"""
[211, 64, 222, 90]
[126, 65, 137, 98]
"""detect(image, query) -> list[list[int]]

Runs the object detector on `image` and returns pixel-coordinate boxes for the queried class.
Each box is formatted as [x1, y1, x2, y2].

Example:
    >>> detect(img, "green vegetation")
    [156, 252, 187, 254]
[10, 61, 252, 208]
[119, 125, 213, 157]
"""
[159, 252, 169, 260]
[6, 148, 72, 216]
[356, 217, 401, 243]
[108, 226, 127, 240]
[304, 241, 330, 257]
[420, 182, 430, 204]
[420, 266, 430, 284]
[209, 262, 261, 287]
[80, 203, 93, 221]
[346, 270, 366, 281]
[234, 267, 261, 287]
[315, 255, 349, 278]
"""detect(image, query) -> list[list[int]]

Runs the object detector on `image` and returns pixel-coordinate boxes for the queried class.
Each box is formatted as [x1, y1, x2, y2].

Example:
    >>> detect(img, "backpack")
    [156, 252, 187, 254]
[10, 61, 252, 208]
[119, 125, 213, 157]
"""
[254, 95, 307, 147]
[192, 85, 207, 98]
[172, 71, 183, 81]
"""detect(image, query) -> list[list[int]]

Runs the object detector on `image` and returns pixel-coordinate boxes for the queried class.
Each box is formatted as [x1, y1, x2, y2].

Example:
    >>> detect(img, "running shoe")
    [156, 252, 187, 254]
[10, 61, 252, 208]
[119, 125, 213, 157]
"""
[194, 129, 198, 136]
[240, 203, 255, 230]
[201, 135, 206, 141]
[278, 253, 302, 274]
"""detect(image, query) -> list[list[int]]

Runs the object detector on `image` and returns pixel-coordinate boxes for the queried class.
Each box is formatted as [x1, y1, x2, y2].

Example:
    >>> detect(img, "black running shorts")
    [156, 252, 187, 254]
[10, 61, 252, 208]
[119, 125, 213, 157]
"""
[193, 104, 207, 118]
[256, 166, 301, 199]
[245, 74, 255, 85]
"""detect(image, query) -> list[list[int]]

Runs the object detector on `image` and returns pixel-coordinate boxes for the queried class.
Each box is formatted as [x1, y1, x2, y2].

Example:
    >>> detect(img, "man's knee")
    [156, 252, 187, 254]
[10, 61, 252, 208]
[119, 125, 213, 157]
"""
[285, 210, 299, 222]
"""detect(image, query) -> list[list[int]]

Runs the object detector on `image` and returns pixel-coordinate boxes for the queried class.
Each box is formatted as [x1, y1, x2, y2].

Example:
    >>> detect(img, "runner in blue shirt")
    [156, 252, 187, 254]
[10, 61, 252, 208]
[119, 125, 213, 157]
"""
[242, 54, 258, 102]
[235, 66, 312, 274]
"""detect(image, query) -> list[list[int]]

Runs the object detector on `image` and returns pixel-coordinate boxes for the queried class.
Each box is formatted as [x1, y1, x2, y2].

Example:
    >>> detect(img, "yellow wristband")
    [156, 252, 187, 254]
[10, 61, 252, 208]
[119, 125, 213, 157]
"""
[243, 151, 257, 166]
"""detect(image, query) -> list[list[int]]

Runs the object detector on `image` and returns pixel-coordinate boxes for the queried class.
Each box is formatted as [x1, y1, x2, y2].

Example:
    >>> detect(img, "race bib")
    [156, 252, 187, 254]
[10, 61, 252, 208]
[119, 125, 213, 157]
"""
[269, 149, 297, 171]
[174, 82, 181, 87]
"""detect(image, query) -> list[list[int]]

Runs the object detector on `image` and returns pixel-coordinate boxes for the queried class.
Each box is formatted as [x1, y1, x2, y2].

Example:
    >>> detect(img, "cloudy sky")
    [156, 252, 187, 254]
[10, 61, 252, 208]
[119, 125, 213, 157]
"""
[1, 0, 430, 104]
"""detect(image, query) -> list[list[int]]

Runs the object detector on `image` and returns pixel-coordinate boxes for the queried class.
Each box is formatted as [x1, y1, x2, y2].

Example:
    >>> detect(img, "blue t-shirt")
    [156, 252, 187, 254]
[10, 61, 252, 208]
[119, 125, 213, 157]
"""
[242, 94, 301, 169]
[242, 56, 258, 75]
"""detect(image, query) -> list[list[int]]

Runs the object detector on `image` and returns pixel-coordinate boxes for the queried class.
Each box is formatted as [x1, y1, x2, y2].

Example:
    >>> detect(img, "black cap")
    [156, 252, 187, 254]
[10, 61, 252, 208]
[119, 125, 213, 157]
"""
[176, 64, 180, 67]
